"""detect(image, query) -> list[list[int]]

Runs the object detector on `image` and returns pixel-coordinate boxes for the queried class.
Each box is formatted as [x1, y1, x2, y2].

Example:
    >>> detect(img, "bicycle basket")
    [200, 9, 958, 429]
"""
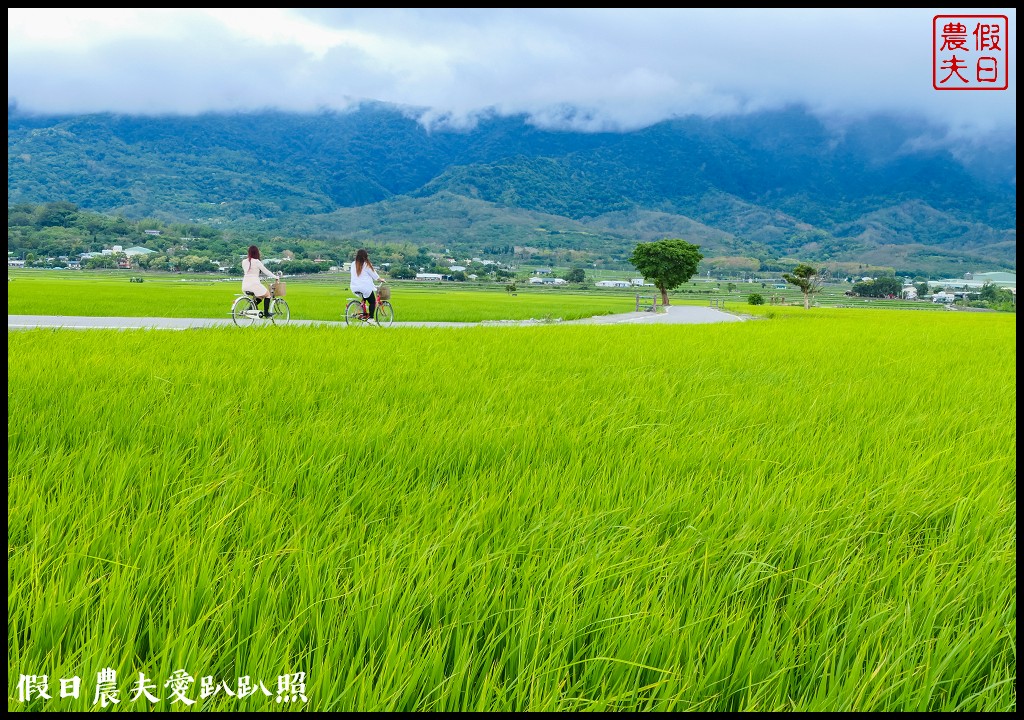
[377, 285, 391, 301]
[272, 280, 287, 297]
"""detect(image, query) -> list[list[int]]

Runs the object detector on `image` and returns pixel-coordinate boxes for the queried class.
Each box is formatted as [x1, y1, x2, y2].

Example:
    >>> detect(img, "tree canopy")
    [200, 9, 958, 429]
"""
[629, 239, 703, 306]
[851, 275, 903, 298]
[563, 267, 587, 283]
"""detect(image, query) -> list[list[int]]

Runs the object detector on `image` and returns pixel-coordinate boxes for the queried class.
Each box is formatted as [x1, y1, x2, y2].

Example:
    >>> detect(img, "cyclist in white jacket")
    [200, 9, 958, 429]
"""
[350, 248, 384, 320]
[242, 245, 279, 318]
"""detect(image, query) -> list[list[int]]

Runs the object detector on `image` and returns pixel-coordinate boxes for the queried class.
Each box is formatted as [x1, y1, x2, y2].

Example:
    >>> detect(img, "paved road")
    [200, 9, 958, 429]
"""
[562, 305, 746, 325]
[8, 306, 745, 331]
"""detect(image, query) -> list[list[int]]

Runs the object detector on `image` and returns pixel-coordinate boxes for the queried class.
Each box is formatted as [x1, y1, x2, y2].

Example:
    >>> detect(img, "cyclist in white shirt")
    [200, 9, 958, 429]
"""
[350, 248, 385, 321]
[242, 245, 279, 318]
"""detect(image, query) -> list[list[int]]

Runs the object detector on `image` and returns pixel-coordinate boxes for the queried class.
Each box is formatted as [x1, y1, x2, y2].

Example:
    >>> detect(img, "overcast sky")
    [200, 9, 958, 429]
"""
[7, 8, 1017, 138]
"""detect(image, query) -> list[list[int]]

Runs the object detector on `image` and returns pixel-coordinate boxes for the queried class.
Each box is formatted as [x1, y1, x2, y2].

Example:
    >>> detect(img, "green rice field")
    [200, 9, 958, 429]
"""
[6, 269, 949, 323]
[7, 271, 636, 323]
[7, 307, 1016, 710]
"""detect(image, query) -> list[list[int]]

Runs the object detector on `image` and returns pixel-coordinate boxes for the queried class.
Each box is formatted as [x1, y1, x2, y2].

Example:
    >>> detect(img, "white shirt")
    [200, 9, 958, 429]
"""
[350, 262, 380, 297]
[242, 258, 277, 294]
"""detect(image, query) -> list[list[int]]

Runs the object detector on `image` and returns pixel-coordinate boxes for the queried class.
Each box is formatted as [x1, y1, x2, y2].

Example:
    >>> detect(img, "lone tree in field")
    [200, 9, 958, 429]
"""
[563, 267, 587, 284]
[783, 263, 823, 309]
[629, 239, 703, 306]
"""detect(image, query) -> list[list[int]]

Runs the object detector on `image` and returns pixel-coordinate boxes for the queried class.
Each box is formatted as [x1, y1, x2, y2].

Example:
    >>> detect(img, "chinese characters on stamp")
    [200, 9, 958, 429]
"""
[934, 15, 1009, 90]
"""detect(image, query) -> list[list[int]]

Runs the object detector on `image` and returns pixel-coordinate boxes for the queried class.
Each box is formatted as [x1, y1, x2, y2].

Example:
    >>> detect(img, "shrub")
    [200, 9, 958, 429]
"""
[748, 293, 765, 305]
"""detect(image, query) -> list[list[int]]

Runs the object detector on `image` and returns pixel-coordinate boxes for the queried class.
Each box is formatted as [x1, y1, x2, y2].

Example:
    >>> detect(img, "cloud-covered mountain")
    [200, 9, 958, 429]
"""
[7, 102, 1016, 275]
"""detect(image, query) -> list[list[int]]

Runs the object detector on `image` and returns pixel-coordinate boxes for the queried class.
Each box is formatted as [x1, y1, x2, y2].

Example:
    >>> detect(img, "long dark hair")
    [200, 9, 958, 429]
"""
[355, 248, 374, 275]
[246, 245, 260, 271]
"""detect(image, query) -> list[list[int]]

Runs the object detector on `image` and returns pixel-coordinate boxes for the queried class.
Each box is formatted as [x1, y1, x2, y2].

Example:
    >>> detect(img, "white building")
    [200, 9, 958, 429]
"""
[928, 272, 1016, 291]
[528, 277, 568, 285]
[596, 280, 632, 288]
[415, 273, 443, 281]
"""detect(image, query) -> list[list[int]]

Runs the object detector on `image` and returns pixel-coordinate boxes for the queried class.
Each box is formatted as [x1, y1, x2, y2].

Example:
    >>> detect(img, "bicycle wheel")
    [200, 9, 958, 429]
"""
[231, 296, 257, 327]
[271, 299, 290, 325]
[344, 299, 366, 327]
[375, 301, 394, 327]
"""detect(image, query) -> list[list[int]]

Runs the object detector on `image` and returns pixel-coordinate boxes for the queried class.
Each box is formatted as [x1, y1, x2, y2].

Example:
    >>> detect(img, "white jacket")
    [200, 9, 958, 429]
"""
[242, 258, 277, 295]
[350, 262, 380, 297]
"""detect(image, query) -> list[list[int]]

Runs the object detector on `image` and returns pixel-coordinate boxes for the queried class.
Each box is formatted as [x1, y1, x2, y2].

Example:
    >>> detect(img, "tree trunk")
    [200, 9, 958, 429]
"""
[660, 285, 670, 306]
[803, 292, 810, 310]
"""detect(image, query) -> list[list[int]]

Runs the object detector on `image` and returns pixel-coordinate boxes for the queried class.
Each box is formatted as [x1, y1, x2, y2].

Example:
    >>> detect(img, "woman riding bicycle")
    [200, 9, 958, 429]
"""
[242, 244, 279, 318]
[350, 248, 386, 322]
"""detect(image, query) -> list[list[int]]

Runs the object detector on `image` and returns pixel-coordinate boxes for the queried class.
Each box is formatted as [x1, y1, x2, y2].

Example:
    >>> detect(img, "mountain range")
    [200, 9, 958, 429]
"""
[7, 102, 1016, 276]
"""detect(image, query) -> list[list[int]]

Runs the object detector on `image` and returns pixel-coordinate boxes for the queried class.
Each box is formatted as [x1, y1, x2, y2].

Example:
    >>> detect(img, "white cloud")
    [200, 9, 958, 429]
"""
[7, 8, 1016, 135]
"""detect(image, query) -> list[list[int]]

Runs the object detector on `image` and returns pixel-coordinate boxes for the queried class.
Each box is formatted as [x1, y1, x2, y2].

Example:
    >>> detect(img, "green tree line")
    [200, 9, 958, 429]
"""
[7, 203, 524, 279]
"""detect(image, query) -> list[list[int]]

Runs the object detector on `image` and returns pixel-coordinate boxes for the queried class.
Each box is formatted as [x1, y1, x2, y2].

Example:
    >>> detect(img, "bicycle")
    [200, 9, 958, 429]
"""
[344, 285, 394, 327]
[231, 277, 291, 327]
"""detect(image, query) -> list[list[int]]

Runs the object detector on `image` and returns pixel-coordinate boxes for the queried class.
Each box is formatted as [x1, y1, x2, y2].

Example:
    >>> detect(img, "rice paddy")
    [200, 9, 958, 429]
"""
[6, 308, 1016, 711]
[6, 271, 635, 323]
[6, 269, 948, 324]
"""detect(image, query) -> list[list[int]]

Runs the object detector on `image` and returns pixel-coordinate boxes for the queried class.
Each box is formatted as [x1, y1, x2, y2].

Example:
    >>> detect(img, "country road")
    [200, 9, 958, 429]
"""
[8, 305, 746, 331]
